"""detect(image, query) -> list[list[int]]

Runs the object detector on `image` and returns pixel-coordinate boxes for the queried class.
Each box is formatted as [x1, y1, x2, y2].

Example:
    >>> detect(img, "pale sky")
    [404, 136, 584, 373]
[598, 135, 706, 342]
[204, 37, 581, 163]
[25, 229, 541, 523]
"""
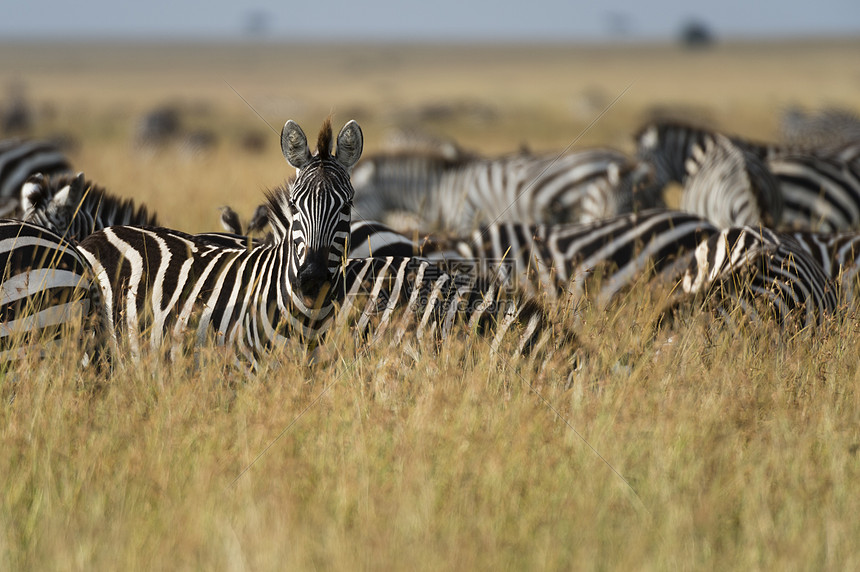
[4, 0, 860, 41]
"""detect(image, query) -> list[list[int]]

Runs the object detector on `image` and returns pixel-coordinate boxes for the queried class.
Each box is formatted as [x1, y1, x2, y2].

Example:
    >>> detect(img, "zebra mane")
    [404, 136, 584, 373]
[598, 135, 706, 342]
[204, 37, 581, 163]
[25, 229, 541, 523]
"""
[263, 184, 291, 242]
[316, 117, 333, 157]
[22, 172, 158, 240]
[70, 176, 155, 227]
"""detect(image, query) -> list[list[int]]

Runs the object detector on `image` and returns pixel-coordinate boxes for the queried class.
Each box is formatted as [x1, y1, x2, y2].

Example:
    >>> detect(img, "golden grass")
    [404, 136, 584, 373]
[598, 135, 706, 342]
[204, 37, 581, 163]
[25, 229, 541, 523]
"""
[2, 39, 860, 569]
[2, 297, 860, 569]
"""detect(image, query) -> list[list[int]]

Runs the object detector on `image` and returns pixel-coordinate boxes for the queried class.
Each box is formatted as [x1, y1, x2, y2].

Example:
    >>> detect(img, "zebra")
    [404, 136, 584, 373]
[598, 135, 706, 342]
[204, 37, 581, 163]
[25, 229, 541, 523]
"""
[0, 219, 98, 362]
[785, 229, 860, 307]
[679, 226, 839, 330]
[0, 138, 72, 209]
[346, 210, 839, 331]
[350, 146, 662, 232]
[635, 120, 860, 231]
[680, 133, 783, 228]
[20, 172, 158, 242]
[78, 119, 559, 366]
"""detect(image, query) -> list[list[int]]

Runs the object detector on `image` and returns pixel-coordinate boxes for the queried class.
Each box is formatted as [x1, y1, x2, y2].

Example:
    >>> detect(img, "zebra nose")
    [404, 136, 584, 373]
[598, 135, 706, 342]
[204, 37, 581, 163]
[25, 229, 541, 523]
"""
[297, 256, 329, 299]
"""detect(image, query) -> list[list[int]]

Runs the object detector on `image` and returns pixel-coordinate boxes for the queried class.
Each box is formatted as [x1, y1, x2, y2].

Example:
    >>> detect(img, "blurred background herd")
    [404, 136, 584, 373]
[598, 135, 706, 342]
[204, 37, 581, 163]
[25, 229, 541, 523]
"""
[0, 1, 858, 231]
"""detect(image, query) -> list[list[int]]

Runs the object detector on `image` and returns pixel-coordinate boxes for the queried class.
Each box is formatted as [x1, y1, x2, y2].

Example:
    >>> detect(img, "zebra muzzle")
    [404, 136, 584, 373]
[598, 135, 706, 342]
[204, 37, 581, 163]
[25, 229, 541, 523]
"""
[297, 256, 331, 307]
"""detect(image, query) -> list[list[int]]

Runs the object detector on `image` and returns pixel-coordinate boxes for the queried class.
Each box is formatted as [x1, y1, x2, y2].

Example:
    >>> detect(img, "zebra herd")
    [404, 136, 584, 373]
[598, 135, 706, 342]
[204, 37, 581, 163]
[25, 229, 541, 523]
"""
[1, 114, 859, 376]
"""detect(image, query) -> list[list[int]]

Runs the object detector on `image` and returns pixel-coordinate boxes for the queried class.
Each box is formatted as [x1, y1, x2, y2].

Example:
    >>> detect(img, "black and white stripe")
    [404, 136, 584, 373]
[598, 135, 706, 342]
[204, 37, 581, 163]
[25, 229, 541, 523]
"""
[635, 120, 860, 231]
[680, 226, 838, 330]
[205, 212, 557, 356]
[348, 210, 839, 330]
[79, 119, 563, 365]
[78, 119, 363, 363]
[680, 133, 783, 228]
[20, 172, 158, 242]
[0, 219, 96, 361]
[348, 209, 720, 306]
[786, 229, 860, 307]
[0, 138, 72, 214]
[332, 255, 560, 357]
[0, 139, 71, 199]
[351, 146, 660, 231]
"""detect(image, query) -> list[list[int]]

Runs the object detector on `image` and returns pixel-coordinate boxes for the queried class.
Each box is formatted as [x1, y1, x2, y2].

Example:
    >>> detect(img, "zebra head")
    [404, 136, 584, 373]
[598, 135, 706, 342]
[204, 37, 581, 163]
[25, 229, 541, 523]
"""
[272, 118, 363, 307]
[21, 171, 88, 240]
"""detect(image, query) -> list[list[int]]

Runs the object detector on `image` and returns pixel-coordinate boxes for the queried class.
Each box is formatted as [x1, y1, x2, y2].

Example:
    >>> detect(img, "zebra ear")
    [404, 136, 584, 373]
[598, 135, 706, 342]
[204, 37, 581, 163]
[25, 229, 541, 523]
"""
[335, 120, 363, 169]
[282, 120, 312, 169]
[638, 125, 659, 150]
[21, 173, 48, 212]
[68, 172, 87, 205]
[54, 172, 87, 209]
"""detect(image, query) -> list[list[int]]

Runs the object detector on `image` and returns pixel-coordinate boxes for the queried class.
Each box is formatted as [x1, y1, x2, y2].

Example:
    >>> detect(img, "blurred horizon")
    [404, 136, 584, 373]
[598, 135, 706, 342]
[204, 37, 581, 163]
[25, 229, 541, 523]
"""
[3, 1, 859, 43]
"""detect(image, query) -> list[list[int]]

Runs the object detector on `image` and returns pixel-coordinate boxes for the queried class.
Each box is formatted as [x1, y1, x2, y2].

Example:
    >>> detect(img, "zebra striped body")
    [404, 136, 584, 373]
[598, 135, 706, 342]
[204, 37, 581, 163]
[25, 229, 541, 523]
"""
[764, 153, 860, 231]
[348, 210, 719, 306]
[787, 229, 860, 306]
[21, 172, 158, 242]
[79, 119, 363, 364]
[348, 211, 838, 330]
[681, 226, 838, 329]
[636, 120, 860, 231]
[333, 255, 556, 356]
[0, 219, 96, 361]
[351, 147, 659, 231]
[680, 133, 783, 227]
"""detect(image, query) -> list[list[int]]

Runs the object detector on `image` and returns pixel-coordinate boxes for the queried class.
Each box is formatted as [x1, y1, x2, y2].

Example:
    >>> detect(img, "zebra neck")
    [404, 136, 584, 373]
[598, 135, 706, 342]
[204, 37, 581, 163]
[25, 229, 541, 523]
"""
[271, 241, 343, 342]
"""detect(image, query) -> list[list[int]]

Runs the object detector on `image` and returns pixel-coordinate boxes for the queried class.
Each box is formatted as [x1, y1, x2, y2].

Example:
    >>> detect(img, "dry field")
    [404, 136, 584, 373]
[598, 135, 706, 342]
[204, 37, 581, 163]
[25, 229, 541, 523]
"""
[2, 39, 860, 569]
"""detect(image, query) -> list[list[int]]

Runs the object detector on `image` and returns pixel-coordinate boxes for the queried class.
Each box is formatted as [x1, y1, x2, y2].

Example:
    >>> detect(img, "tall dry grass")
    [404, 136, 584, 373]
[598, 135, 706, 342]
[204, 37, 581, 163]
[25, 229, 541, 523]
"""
[2, 295, 860, 569]
[1, 39, 860, 569]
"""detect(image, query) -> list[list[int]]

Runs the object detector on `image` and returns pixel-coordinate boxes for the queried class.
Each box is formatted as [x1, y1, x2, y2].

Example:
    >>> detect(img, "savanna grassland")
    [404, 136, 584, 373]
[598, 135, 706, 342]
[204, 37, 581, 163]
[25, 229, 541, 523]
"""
[2, 38, 860, 570]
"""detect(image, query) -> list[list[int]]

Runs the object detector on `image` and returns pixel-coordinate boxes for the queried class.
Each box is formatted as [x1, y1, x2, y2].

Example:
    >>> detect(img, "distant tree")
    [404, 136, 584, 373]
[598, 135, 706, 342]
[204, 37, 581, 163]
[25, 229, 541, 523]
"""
[679, 19, 715, 49]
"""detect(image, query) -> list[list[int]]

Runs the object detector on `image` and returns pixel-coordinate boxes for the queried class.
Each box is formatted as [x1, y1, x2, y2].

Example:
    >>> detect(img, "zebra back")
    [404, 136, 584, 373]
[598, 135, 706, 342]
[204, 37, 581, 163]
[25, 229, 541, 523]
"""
[635, 121, 715, 187]
[21, 172, 158, 242]
[350, 149, 471, 226]
[766, 152, 860, 231]
[0, 219, 97, 361]
[352, 146, 650, 231]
